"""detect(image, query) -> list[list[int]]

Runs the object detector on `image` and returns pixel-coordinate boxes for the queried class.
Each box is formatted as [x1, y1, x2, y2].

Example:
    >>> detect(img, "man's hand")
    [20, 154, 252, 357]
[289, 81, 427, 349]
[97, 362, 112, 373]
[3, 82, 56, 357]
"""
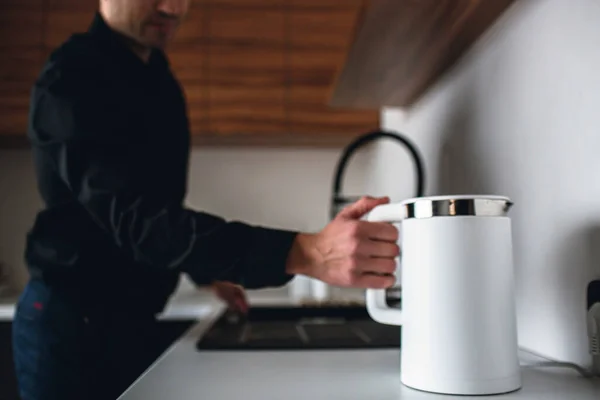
[286, 196, 399, 289]
[211, 281, 249, 313]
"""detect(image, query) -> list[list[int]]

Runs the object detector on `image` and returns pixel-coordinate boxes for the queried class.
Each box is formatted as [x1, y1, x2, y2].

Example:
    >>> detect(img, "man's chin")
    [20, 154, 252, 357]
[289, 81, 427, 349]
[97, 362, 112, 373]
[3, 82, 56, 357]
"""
[142, 32, 174, 51]
[150, 42, 168, 51]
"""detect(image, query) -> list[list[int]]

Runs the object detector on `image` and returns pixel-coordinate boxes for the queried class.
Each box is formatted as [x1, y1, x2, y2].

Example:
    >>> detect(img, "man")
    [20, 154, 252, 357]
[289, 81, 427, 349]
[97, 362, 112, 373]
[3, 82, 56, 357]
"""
[12, 1, 399, 399]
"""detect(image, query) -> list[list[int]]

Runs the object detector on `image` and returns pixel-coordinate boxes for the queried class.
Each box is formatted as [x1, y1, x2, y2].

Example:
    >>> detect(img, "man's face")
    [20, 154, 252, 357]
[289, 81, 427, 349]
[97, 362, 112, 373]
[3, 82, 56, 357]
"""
[103, 0, 190, 49]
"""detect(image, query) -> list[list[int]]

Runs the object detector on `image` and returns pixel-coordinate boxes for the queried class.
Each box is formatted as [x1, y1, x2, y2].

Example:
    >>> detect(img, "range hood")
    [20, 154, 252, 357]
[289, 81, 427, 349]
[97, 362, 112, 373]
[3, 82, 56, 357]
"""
[329, 0, 516, 109]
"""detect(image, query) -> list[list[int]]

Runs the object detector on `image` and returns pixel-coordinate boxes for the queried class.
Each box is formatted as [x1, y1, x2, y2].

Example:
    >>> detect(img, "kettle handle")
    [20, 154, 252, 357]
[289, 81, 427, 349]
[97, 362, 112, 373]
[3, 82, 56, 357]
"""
[365, 204, 404, 326]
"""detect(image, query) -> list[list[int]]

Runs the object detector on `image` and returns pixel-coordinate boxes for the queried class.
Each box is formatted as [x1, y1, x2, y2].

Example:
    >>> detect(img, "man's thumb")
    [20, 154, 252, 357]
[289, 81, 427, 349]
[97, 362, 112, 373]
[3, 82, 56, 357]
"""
[337, 196, 390, 220]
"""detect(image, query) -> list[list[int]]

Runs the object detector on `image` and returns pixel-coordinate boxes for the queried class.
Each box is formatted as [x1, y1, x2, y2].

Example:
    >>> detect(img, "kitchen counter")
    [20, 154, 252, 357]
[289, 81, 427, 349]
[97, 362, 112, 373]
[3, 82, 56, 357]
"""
[3, 284, 599, 399]
[0, 281, 331, 321]
[0, 289, 217, 322]
[118, 304, 600, 400]
[0, 293, 18, 321]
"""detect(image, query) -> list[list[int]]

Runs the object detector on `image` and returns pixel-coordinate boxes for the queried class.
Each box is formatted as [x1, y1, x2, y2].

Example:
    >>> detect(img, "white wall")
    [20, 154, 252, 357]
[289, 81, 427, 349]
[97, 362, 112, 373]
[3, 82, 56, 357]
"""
[373, 0, 600, 366]
[0, 146, 376, 293]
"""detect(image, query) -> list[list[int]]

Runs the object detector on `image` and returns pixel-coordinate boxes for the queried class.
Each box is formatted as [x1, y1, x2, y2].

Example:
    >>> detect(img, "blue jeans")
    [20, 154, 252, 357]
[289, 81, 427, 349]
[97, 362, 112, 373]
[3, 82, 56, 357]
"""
[12, 279, 168, 400]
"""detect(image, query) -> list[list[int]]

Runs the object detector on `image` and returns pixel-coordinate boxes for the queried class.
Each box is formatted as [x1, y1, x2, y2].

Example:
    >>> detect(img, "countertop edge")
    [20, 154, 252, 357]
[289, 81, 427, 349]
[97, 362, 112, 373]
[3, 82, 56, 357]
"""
[117, 302, 227, 400]
[0, 289, 327, 321]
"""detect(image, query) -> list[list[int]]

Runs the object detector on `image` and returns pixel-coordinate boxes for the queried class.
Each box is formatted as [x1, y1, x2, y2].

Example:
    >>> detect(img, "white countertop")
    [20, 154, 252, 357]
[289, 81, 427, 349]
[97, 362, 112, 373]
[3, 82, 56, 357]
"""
[3, 284, 599, 399]
[118, 303, 600, 400]
[0, 292, 18, 320]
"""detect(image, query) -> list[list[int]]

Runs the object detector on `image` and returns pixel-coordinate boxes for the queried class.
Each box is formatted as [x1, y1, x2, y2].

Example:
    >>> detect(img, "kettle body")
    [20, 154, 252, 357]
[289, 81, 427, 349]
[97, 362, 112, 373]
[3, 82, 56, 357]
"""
[366, 195, 521, 396]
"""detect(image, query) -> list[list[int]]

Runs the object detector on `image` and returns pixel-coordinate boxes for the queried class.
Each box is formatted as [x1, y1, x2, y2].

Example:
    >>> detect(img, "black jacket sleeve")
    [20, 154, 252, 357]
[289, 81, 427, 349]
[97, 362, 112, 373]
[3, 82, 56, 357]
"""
[28, 68, 298, 289]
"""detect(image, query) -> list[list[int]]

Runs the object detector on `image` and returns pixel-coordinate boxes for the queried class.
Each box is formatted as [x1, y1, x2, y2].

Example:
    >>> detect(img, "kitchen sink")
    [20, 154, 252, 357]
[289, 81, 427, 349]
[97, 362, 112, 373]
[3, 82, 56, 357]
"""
[196, 305, 401, 351]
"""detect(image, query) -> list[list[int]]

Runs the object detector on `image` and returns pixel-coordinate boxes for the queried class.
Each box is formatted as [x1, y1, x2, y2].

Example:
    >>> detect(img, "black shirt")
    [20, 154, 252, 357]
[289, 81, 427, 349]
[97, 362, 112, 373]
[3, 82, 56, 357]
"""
[25, 14, 297, 314]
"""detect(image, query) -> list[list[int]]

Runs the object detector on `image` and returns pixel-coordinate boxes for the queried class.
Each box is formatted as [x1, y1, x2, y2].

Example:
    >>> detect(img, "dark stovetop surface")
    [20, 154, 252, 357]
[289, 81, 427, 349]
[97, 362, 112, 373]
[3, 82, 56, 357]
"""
[196, 305, 401, 351]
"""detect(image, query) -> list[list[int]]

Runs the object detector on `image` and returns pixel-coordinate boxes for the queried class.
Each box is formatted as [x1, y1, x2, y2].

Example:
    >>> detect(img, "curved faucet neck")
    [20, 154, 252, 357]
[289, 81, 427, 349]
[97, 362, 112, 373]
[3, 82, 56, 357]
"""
[330, 130, 426, 220]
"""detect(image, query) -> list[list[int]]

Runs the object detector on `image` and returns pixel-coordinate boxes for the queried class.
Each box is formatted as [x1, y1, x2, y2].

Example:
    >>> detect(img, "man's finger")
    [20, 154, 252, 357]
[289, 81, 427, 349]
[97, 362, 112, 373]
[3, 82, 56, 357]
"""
[355, 256, 397, 275]
[358, 221, 399, 242]
[337, 196, 390, 220]
[352, 273, 396, 289]
[235, 297, 249, 313]
[358, 240, 400, 259]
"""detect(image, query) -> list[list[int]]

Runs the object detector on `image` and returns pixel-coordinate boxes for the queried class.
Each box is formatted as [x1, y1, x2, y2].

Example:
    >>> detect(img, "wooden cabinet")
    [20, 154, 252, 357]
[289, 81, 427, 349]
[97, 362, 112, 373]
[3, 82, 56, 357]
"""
[176, 0, 379, 146]
[0, 0, 97, 147]
[0, 0, 44, 140]
[330, 0, 516, 109]
[205, 0, 287, 137]
[169, 4, 210, 139]
[45, 0, 97, 51]
[0, 0, 380, 148]
[287, 0, 376, 138]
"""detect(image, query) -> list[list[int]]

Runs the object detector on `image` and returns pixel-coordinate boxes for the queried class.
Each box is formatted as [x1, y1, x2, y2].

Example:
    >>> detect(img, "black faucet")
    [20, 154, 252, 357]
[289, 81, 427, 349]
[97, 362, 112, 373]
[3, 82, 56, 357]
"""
[330, 130, 426, 220]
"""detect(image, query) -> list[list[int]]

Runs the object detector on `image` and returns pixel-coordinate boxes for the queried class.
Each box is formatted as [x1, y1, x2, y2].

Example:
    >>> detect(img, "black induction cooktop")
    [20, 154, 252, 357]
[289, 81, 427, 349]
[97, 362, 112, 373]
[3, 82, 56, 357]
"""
[196, 305, 401, 351]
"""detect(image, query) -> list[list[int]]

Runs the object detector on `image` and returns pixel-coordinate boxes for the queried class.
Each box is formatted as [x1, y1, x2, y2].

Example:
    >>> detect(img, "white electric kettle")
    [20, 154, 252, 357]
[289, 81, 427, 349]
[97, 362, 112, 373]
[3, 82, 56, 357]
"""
[366, 194, 521, 396]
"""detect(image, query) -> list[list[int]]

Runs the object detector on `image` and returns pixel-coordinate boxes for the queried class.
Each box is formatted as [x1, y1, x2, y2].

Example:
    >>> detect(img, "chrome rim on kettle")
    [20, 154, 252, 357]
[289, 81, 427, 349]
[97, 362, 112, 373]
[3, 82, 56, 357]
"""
[402, 195, 513, 220]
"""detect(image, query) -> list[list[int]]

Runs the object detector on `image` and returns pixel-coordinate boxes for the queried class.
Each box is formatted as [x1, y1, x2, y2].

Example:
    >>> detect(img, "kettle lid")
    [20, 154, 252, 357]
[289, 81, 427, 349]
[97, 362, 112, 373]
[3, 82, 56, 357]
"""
[399, 194, 513, 219]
